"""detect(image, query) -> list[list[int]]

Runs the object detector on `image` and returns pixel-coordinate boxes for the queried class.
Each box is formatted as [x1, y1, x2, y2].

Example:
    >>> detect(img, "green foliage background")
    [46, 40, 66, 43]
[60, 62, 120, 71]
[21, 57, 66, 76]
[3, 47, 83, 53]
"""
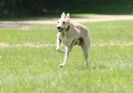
[0, 0, 133, 17]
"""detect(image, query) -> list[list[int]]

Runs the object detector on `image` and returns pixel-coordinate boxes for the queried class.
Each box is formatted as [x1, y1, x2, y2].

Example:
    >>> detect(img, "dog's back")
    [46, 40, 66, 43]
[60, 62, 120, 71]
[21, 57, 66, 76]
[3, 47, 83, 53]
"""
[73, 23, 89, 37]
[69, 23, 90, 44]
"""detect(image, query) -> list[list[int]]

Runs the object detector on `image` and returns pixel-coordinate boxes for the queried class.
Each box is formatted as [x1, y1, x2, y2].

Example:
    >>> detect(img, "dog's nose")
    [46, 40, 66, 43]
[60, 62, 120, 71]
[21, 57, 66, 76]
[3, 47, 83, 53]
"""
[57, 26, 61, 30]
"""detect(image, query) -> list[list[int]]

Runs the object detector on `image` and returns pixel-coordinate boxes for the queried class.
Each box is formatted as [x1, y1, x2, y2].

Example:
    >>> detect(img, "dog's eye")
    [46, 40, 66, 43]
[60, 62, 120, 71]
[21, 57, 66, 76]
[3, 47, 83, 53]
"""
[63, 21, 66, 24]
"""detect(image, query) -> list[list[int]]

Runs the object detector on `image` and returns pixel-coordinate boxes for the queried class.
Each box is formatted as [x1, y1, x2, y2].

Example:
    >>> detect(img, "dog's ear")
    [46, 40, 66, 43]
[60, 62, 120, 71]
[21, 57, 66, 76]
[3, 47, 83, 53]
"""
[61, 12, 66, 18]
[66, 13, 70, 20]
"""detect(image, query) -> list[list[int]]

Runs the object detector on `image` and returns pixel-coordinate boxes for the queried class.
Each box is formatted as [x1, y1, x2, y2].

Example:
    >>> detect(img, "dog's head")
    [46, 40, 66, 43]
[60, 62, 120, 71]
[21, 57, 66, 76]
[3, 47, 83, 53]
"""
[57, 12, 70, 32]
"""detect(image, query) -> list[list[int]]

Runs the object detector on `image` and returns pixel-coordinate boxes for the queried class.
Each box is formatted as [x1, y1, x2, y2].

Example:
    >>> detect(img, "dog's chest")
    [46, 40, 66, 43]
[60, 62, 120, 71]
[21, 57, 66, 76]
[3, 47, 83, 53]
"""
[60, 33, 73, 47]
[61, 36, 72, 47]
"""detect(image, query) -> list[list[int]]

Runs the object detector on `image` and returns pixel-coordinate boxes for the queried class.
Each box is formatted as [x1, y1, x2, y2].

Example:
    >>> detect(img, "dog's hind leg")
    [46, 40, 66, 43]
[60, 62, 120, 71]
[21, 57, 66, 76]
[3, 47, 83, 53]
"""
[82, 45, 89, 66]
[81, 38, 90, 66]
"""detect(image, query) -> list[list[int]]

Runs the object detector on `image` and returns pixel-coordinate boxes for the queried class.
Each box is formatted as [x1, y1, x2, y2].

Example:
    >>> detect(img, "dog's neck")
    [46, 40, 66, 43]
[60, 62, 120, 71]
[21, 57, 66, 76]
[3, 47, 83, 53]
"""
[60, 24, 71, 38]
[65, 25, 70, 31]
[60, 25, 70, 38]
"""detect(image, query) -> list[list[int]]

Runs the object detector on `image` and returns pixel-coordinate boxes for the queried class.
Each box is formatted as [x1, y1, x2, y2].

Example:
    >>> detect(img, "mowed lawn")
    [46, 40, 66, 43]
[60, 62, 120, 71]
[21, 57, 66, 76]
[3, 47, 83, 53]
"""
[0, 20, 133, 93]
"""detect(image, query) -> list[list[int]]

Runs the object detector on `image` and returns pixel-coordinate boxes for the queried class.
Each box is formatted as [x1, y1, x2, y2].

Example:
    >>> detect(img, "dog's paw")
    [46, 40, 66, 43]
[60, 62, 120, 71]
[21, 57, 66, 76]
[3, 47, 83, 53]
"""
[56, 48, 60, 51]
[85, 62, 88, 67]
[56, 48, 65, 53]
[59, 64, 65, 68]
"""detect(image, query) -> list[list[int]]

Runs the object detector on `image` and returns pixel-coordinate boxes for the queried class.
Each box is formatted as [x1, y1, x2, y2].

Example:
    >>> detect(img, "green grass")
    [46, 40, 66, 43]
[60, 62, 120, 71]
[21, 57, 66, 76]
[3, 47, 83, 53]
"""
[0, 25, 56, 44]
[85, 20, 133, 44]
[0, 20, 133, 93]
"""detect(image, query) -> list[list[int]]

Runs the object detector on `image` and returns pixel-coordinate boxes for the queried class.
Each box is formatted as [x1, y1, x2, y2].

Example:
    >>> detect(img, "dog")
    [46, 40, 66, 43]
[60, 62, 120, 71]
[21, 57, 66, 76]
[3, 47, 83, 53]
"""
[56, 12, 91, 67]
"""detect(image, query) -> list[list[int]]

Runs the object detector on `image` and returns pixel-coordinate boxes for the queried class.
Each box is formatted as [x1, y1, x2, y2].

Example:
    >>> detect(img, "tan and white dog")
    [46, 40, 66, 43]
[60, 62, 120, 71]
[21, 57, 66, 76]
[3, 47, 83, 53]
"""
[56, 12, 91, 67]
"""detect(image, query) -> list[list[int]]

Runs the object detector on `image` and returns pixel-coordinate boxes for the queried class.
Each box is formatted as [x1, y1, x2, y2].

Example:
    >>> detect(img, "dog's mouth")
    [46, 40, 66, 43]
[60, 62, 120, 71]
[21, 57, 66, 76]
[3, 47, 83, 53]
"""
[57, 27, 65, 32]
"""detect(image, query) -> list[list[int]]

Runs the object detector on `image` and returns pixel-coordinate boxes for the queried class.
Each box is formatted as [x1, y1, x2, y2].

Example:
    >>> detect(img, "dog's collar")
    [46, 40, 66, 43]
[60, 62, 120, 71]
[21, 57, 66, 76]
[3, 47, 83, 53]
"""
[66, 25, 70, 31]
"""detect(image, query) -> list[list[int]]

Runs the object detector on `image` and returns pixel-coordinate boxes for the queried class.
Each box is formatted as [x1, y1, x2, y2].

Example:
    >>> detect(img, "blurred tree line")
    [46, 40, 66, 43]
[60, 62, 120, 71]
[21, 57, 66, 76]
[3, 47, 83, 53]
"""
[0, 0, 133, 17]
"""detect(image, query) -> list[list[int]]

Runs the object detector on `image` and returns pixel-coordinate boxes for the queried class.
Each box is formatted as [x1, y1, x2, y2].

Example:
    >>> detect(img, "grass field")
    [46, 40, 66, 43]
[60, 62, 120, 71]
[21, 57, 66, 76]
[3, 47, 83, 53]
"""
[0, 20, 133, 93]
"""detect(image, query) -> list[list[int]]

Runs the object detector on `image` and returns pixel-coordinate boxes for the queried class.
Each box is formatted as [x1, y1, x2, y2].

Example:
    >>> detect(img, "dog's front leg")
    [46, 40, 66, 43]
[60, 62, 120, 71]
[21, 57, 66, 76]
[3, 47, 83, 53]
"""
[56, 35, 65, 53]
[56, 38, 61, 50]
[59, 47, 71, 67]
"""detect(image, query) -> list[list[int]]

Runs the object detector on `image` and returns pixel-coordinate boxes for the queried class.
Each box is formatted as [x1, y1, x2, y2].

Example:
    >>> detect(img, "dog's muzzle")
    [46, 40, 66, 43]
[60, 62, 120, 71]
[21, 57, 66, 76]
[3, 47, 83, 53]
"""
[57, 27, 64, 32]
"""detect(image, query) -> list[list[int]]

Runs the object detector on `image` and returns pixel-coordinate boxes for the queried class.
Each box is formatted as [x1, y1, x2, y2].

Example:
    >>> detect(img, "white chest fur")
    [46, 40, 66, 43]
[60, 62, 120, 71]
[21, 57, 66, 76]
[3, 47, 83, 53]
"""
[57, 27, 81, 47]
[62, 38, 72, 47]
[60, 34, 73, 47]
[59, 32, 73, 47]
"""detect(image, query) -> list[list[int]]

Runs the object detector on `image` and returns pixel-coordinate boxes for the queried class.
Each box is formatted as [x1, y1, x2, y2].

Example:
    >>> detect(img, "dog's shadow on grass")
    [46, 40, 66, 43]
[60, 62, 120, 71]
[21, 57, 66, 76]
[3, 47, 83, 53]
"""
[90, 64, 108, 70]
[76, 63, 108, 71]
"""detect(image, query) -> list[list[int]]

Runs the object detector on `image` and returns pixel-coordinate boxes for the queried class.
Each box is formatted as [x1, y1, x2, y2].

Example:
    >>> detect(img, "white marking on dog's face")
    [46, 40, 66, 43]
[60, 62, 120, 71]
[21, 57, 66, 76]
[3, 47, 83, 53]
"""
[57, 12, 70, 32]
